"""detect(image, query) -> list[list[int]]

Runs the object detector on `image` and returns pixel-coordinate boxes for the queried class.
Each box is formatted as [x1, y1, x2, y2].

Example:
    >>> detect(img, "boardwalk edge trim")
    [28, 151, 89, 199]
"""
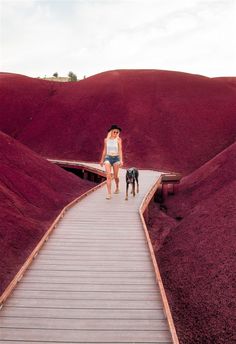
[139, 174, 180, 344]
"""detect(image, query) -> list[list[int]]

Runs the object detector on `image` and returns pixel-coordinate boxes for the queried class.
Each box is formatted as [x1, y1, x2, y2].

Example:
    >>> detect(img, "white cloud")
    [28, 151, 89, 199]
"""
[0, 0, 235, 78]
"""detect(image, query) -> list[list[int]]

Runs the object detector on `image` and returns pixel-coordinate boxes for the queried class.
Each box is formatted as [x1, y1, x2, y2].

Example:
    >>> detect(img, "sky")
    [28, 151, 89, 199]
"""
[0, 0, 236, 79]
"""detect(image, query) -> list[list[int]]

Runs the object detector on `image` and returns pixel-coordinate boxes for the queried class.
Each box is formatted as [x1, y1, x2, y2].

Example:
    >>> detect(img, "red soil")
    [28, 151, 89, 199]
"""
[213, 76, 236, 88]
[0, 131, 95, 294]
[0, 70, 236, 175]
[148, 142, 236, 344]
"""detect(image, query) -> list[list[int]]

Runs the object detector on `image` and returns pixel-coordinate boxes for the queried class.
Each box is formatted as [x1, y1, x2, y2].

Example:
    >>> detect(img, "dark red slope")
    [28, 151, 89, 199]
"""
[0, 73, 54, 137]
[163, 141, 236, 219]
[0, 131, 95, 294]
[213, 76, 236, 88]
[0, 70, 235, 174]
[148, 142, 236, 344]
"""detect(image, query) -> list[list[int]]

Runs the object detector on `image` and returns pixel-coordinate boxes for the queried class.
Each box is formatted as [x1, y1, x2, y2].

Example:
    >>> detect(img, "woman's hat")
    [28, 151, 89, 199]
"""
[107, 124, 122, 132]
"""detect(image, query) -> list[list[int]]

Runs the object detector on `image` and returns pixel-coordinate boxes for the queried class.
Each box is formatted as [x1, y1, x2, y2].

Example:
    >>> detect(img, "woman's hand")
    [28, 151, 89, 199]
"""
[100, 160, 104, 167]
[119, 160, 123, 167]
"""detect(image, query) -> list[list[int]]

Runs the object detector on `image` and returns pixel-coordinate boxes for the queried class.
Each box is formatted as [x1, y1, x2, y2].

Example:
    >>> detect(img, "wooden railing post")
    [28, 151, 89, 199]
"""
[162, 183, 169, 201]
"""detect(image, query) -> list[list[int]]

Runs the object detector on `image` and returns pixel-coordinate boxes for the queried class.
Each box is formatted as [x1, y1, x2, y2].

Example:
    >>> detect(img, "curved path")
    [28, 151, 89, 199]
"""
[0, 163, 172, 343]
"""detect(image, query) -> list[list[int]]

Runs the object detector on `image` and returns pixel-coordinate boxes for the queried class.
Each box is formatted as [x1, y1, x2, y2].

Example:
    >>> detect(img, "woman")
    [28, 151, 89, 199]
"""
[100, 124, 123, 199]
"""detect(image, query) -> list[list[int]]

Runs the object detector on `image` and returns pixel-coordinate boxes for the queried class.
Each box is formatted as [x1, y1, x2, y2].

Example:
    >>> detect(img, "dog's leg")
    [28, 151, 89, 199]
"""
[132, 181, 135, 197]
[125, 183, 129, 200]
[135, 176, 139, 193]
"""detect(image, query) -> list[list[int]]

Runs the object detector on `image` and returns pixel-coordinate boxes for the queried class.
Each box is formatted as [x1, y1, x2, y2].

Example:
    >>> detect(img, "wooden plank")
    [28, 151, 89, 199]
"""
[44, 237, 147, 242]
[46, 239, 146, 243]
[40, 248, 150, 253]
[33, 257, 152, 263]
[60, 223, 142, 226]
[6, 298, 163, 310]
[0, 328, 172, 342]
[0, 317, 168, 330]
[0, 307, 167, 320]
[43, 240, 147, 246]
[42, 243, 148, 249]
[27, 264, 153, 271]
[9, 289, 161, 301]
[52, 227, 143, 232]
[41, 248, 149, 254]
[24, 270, 154, 278]
[36, 251, 151, 258]
[40, 249, 150, 255]
[15, 282, 158, 292]
[72, 209, 139, 213]
[50, 235, 146, 240]
[27, 264, 153, 270]
[18, 276, 156, 285]
[47, 238, 146, 243]
[63, 214, 141, 218]
[52, 232, 144, 236]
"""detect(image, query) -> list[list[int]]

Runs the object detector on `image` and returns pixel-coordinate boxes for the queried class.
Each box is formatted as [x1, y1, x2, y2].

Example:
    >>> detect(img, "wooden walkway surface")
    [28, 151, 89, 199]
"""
[0, 163, 173, 343]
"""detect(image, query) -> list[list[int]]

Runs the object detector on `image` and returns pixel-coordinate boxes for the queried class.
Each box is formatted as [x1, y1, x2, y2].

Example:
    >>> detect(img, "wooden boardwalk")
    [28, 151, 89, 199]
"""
[0, 163, 173, 343]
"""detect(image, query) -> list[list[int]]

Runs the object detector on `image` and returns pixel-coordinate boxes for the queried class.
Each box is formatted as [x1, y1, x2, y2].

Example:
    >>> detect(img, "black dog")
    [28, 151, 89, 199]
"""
[125, 168, 139, 200]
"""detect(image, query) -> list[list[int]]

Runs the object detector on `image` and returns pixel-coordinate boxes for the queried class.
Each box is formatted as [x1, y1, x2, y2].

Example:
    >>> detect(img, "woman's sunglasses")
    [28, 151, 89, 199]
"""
[113, 131, 119, 134]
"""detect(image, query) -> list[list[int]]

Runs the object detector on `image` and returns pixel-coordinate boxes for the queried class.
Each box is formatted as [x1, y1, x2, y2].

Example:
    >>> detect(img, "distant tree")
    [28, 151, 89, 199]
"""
[68, 71, 78, 82]
[53, 72, 58, 78]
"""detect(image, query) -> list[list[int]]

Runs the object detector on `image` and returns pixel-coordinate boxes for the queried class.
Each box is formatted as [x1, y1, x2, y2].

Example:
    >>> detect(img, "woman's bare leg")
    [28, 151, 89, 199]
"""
[113, 163, 120, 192]
[104, 163, 112, 197]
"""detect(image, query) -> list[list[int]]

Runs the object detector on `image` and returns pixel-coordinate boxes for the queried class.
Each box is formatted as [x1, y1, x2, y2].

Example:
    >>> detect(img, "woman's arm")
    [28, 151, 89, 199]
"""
[100, 139, 106, 166]
[118, 138, 123, 166]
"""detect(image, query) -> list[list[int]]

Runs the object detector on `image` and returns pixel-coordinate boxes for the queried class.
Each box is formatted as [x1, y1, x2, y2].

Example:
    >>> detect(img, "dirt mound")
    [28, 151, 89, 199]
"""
[0, 70, 235, 174]
[148, 142, 236, 343]
[0, 131, 95, 294]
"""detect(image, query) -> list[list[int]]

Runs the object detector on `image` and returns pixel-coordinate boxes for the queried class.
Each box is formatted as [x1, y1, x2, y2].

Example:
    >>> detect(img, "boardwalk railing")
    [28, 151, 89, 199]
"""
[139, 174, 180, 344]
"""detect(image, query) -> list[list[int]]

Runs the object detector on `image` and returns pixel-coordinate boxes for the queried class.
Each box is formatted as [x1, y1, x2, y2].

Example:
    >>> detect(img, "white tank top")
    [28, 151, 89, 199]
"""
[106, 138, 119, 155]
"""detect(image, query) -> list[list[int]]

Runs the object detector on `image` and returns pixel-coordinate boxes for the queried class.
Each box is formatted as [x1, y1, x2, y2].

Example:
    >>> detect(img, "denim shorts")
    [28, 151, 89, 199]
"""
[104, 155, 120, 166]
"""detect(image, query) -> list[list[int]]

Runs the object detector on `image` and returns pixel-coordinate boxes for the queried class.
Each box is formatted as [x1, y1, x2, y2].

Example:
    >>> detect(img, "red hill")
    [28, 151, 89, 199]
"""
[148, 142, 236, 343]
[0, 70, 235, 343]
[0, 131, 95, 294]
[213, 76, 236, 88]
[0, 70, 235, 174]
